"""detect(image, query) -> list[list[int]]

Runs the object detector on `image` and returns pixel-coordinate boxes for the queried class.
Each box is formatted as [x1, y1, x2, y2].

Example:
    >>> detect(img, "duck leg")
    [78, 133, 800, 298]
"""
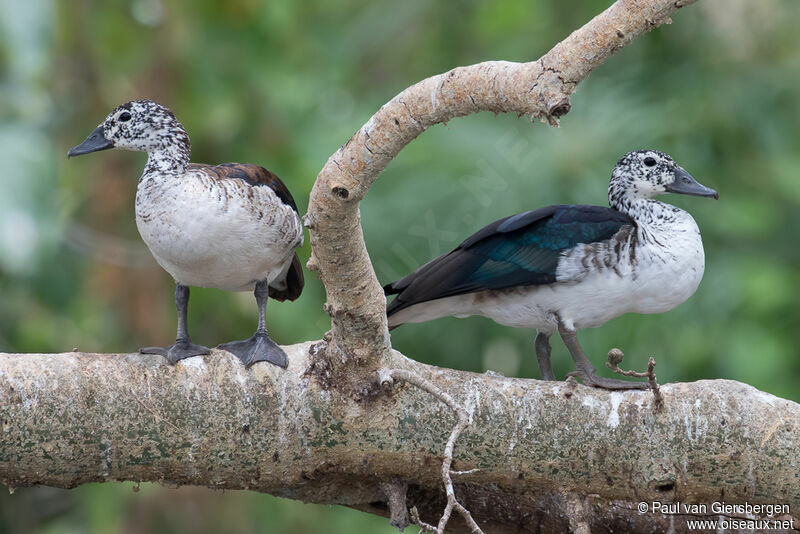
[557, 322, 647, 390]
[534, 332, 556, 381]
[141, 283, 211, 364]
[217, 280, 288, 368]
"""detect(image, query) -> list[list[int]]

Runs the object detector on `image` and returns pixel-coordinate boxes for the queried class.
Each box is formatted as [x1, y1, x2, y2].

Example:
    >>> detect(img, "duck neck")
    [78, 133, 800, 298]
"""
[143, 131, 191, 176]
[611, 192, 681, 228]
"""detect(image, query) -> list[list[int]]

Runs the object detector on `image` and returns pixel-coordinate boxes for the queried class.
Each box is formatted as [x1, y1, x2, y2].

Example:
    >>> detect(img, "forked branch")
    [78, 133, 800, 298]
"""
[305, 0, 701, 366]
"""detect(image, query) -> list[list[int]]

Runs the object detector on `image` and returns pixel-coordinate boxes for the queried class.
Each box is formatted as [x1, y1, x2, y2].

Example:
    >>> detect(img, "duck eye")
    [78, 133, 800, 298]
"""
[119, 111, 132, 122]
[643, 157, 657, 167]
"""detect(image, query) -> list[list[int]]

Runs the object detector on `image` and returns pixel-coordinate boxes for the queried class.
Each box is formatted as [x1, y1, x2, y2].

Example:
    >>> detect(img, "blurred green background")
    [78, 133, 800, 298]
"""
[1, 0, 798, 532]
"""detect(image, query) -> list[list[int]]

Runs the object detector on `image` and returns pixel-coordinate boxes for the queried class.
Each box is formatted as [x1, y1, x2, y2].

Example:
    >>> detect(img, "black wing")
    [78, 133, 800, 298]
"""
[385, 205, 633, 316]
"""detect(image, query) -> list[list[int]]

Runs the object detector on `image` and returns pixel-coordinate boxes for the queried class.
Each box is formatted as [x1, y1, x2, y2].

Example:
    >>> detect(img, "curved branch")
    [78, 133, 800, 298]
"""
[1, 350, 797, 532]
[305, 0, 699, 364]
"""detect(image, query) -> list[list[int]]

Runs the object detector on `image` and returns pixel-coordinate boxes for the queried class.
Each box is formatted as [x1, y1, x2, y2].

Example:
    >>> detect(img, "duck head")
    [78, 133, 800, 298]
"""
[608, 150, 718, 210]
[68, 100, 190, 171]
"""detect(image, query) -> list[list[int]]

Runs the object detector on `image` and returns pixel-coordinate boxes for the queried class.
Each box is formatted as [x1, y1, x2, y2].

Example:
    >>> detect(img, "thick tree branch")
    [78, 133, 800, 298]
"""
[2, 349, 798, 532]
[305, 0, 699, 367]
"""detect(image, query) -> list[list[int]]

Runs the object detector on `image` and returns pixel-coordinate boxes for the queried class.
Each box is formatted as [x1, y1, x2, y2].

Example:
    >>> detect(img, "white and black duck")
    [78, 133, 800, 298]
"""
[69, 100, 304, 368]
[384, 150, 717, 389]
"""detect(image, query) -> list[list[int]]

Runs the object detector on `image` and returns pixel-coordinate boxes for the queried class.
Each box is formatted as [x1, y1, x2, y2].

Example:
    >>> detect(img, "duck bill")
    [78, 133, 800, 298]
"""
[665, 167, 718, 199]
[68, 125, 113, 157]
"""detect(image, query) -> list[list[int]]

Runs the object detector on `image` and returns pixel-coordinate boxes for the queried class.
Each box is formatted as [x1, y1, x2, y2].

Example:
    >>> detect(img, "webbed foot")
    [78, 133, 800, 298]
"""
[218, 332, 288, 368]
[566, 370, 648, 390]
[140, 341, 211, 365]
[557, 321, 648, 391]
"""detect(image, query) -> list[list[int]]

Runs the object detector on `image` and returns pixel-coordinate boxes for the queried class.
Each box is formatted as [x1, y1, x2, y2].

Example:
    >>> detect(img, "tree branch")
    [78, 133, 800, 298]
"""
[305, 0, 699, 367]
[2, 349, 798, 532]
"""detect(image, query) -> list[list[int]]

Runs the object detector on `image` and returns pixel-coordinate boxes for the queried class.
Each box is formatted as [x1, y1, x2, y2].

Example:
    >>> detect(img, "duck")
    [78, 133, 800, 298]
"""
[384, 150, 717, 389]
[68, 99, 304, 368]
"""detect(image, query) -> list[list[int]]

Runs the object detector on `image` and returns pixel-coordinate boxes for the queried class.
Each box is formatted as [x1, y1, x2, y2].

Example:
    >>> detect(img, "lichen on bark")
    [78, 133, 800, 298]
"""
[1, 349, 798, 532]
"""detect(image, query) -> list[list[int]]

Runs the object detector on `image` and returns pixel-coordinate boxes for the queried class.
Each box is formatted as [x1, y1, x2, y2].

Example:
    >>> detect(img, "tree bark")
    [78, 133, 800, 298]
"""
[1, 348, 798, 532]
[6, 0, 799, 532]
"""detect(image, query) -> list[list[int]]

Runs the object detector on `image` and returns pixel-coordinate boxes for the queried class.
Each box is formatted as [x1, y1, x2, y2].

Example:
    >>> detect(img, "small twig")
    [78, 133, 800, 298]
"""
[380, 369, 485, 534]
[606, 349, 664, 409]
[450, 468, 480, 476]
[410, 506, 438, 533]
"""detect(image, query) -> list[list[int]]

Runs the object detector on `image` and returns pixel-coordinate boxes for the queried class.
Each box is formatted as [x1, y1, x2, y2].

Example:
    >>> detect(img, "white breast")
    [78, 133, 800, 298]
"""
[135, 171, 303, 292]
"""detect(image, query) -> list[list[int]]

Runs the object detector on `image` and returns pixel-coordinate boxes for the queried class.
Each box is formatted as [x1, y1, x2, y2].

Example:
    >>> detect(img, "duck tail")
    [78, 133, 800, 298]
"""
[269, 254, 304, 302]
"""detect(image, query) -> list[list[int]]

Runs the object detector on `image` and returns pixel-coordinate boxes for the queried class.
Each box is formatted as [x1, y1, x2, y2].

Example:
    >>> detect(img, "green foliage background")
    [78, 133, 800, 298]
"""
[1, 0, 798, 532]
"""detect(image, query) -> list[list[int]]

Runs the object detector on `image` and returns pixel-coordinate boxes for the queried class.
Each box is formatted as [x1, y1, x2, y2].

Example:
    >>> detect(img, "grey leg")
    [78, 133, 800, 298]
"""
[534, 332, 556, 381]
[140, 283, 211, 364]
[557, 321, 647, 390]
[217, 280, 288, 368]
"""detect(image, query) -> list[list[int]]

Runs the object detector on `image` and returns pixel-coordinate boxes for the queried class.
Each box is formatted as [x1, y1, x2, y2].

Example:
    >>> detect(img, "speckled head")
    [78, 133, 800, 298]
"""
[609, 150, 717, 209]
[68, 100, 191, 171]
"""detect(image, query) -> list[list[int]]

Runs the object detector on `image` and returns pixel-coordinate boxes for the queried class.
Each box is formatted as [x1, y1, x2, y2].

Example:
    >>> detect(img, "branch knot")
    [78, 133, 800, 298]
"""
[331, 186, 350, 200]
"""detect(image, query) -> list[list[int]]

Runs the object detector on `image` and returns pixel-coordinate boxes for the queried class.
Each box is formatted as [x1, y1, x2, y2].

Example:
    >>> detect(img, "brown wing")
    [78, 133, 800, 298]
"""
[189, 162, 299, 213]
[268, 253, 304, 302]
